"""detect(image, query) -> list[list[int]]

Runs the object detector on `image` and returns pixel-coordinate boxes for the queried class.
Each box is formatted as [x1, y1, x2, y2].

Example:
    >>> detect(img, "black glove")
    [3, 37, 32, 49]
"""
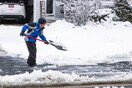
[44, 40, 49, 44]
[20, 30, 25, 36]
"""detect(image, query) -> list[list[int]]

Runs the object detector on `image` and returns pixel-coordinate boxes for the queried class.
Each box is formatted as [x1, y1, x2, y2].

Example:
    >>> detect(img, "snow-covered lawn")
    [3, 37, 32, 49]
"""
[1, 20, 132, 65]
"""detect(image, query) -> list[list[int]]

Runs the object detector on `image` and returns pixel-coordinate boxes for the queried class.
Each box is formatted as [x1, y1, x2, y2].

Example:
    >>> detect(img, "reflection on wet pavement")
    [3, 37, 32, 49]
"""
[0, 56, 132, 78]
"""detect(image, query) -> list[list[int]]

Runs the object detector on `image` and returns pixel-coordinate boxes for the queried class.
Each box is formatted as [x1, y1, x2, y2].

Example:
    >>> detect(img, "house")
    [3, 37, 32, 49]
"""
[24, 0, 63, 23]
[34, 0, 63, 21]
[24, 0, 115, 23]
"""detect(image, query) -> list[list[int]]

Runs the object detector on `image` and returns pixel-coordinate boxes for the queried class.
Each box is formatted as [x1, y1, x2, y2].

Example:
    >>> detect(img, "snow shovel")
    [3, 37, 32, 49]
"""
[25, 35, 67, 51]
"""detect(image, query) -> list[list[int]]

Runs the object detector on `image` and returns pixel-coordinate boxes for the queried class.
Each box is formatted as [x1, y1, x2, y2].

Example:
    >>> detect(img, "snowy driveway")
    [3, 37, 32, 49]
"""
[0, 56, 132, 78]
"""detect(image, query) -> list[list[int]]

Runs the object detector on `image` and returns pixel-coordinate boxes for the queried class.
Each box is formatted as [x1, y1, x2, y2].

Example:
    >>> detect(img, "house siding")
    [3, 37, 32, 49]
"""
[34, 0, 46, 22]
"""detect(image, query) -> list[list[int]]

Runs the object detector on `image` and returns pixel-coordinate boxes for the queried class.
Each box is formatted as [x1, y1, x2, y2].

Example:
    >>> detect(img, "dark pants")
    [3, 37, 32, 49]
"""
[26, 41, 37, 66]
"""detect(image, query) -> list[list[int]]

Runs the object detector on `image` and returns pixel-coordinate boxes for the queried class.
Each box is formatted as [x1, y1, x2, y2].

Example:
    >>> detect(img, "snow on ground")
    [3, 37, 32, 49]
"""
[1, 20, 132, 65]
[0, 19, 132, 86]
[0, 70, 131, 87]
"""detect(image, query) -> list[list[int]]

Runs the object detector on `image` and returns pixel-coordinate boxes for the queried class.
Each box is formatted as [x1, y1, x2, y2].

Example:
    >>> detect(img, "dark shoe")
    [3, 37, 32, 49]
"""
[28, 63, 37, 67]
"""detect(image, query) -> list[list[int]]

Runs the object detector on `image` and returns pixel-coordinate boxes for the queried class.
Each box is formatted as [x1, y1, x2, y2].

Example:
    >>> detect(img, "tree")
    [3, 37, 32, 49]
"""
[64, 0, 102, 26]
[114, 0, 132, 22]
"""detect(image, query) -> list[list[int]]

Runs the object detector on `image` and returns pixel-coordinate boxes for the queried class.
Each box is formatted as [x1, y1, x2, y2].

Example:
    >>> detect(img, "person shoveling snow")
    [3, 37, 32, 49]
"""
[20, 18, 67, 67]
[20, 17, 49, 67]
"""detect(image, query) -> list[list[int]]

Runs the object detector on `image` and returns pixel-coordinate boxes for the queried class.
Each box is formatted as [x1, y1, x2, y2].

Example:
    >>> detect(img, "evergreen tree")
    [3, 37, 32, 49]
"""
[114, 0, 132, 22]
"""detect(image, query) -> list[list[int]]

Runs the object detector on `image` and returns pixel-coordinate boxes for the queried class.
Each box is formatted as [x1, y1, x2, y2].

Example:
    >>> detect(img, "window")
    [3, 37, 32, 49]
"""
[46, 0, 53, 14]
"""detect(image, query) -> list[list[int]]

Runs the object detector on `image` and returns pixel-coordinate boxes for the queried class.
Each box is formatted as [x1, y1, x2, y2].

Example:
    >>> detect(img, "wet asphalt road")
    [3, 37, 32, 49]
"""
[0, 56, 55, 75]
[0, 56, 132, 77]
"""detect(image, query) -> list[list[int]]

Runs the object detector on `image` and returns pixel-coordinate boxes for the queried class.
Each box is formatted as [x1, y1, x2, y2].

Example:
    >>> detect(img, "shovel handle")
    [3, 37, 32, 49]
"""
[25, 35, 48, 43]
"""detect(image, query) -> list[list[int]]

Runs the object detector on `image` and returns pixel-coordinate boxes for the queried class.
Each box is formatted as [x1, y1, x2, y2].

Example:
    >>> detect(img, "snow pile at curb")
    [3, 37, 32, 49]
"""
[0, 70, 132, 87]
[0, 44, 7, 56]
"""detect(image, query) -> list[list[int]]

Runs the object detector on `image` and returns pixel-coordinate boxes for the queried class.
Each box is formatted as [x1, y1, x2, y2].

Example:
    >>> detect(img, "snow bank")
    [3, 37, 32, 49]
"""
[0, 20, 132, 65]
[0, 70, 132, 87]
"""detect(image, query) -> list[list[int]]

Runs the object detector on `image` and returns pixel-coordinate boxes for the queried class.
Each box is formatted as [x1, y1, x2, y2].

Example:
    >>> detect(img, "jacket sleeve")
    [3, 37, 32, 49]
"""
[39, 31, 47, 41]
[22, 24, 29, 32]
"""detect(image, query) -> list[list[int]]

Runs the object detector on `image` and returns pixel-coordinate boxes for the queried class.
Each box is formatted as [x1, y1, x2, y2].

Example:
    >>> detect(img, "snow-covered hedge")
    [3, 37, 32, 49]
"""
[64, 0, 102, 26]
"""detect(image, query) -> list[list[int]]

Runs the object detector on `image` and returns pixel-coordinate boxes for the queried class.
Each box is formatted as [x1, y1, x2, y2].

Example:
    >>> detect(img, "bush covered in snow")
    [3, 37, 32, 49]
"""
[90, 9, 119, 23]
[64, 0, 102, 26]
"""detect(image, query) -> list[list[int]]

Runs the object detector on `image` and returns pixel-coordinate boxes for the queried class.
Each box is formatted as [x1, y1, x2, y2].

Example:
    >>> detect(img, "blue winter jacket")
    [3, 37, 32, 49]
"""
[22, 22, 47, 42]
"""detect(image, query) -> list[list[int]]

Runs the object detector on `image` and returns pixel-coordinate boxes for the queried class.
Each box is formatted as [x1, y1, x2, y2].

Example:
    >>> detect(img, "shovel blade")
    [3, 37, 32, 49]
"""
[49, 40, 67, 51]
